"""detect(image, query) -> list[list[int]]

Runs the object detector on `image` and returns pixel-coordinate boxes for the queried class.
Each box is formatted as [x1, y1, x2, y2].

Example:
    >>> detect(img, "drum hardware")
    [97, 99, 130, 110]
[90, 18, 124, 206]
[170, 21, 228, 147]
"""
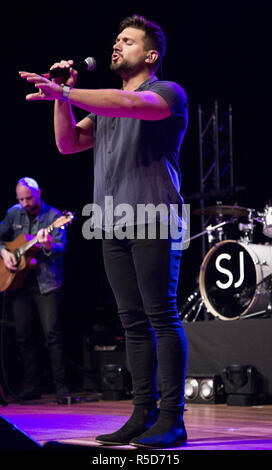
[256, 206, 272, 239]
[179, 287, 200, 320]
[206, 222, 225, 246]
[179, 292, 208, 323]
[190, 297, 205, 322]
[193, 205, 257, 218]
[239, 308, 269, 320]
[238, 222, 255, 243]
[183, 218, 237, 247]
[193, 204, 260, 248]
[238, 273, 272, 320]
[179, 287, 213, 322]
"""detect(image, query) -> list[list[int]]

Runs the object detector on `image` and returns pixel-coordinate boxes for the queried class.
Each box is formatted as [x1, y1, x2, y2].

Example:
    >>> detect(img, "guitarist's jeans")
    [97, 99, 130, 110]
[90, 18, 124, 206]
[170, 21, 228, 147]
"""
[10, 283, 66, 391]
[102, 224, 188, 412]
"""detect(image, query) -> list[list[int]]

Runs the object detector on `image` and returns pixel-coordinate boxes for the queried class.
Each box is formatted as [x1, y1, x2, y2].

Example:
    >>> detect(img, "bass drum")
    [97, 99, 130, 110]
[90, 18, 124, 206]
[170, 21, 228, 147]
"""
[199, 240, 272, 320]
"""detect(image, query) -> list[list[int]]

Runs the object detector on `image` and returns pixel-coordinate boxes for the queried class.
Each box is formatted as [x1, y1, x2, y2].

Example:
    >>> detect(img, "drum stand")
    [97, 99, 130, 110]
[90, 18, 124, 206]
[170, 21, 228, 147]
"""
[179, 287, 201, 322]
[183, 217, 237, 247]
[182, 295, 207, 322]
[240, 308, 270, 320]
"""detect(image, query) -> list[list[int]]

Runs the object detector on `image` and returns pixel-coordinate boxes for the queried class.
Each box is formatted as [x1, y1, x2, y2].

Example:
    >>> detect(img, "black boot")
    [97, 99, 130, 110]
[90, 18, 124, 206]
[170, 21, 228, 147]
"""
[95, 405, 159, 445]
[129, 409, 187, 448]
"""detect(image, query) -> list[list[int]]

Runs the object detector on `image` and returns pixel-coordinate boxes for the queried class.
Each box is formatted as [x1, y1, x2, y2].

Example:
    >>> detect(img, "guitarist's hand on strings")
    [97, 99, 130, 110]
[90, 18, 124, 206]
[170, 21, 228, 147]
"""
[0, 248, 18, 271]
[37, 229, 53, 252]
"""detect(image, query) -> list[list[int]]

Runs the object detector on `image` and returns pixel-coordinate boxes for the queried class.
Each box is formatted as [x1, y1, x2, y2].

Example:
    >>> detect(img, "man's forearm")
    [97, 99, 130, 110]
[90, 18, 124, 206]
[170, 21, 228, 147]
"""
[66, 88, 171, 121]
[54, 100, 78, 154]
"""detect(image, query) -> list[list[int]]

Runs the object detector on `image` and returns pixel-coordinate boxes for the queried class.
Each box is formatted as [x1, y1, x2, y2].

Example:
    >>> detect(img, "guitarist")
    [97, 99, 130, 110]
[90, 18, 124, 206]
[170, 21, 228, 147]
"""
[0, 177, 70, 403]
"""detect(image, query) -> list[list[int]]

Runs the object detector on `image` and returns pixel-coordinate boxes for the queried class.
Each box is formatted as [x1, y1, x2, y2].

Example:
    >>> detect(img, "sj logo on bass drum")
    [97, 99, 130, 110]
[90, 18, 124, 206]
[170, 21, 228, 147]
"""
[215, 251, 245, 289]
[199, 240, 272, 320]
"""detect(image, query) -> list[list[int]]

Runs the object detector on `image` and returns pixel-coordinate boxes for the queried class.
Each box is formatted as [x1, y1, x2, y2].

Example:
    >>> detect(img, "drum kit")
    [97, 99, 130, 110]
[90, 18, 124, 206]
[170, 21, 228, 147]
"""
[181, 204, 272, 321]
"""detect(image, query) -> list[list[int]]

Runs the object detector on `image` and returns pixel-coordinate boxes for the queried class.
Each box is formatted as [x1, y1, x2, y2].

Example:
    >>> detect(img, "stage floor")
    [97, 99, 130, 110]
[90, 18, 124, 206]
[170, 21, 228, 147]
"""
[1, 393, 272, 452]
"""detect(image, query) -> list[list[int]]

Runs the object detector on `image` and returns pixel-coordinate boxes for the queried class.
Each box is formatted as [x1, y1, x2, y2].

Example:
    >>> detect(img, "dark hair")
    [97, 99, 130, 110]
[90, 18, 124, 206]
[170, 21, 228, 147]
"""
[119, 14, 166, 70]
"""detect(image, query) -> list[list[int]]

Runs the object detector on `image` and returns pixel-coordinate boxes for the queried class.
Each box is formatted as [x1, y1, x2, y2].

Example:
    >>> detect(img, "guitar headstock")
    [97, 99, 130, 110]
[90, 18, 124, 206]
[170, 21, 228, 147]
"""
[53, 211, 75, 230]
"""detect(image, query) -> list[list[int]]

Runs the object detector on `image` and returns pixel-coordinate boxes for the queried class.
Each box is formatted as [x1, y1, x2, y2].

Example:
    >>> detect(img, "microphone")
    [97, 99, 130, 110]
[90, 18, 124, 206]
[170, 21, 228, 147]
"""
[43, 57, 96, 79]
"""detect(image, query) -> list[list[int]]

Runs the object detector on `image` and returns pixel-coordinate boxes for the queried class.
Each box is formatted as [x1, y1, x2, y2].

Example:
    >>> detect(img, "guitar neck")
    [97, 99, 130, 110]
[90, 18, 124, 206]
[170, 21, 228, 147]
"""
[19, 224, 53, 256]
[14, 212, 74, 257]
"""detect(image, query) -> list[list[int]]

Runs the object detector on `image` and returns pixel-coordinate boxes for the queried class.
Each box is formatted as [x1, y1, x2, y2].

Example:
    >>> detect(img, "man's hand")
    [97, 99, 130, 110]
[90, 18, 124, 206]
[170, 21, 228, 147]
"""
[19, 59, 78, 101]
[49, 60, 78, 87]
[19, 71, 63, 101]
[0, 248, 18, 271]
[37, 229, 53, 252]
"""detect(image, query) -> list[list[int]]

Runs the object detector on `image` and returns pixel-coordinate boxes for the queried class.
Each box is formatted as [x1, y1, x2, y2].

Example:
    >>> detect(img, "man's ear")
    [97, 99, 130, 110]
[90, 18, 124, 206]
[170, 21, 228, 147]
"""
[145, 50, 159, 65]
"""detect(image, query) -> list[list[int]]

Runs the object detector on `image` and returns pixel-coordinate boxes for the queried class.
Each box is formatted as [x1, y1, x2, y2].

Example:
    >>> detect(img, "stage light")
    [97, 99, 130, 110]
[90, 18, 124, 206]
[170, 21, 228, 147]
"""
[221, 364, 259, 406]
[199, 378, 214, 400]
[184, 378, 199, 401]
[184, 375, 225, 404]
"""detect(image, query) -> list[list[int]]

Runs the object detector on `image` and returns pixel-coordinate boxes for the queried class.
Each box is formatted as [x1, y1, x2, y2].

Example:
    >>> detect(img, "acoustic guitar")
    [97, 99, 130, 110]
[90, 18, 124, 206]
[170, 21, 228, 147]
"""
[0, 211, 74, 292]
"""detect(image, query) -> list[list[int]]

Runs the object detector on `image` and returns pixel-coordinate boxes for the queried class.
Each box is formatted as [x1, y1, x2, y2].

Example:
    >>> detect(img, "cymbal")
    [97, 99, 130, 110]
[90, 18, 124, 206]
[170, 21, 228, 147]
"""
[193, 205, 256, 217]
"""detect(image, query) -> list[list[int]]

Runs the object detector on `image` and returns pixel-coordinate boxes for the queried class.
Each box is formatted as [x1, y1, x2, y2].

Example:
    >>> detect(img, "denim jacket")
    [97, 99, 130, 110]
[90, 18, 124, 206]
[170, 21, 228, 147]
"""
[0, 201, 67, 294]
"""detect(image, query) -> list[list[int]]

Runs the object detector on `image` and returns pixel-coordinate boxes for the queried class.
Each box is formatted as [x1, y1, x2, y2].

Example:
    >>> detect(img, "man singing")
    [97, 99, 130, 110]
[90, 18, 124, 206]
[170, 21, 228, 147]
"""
[19, 14, 189, 448]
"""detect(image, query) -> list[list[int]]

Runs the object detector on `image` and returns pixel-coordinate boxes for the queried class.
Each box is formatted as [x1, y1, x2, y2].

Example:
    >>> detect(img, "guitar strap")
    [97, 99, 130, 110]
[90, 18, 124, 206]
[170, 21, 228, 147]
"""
[28, 214, 37, 234]
[24, 214, 39, 289]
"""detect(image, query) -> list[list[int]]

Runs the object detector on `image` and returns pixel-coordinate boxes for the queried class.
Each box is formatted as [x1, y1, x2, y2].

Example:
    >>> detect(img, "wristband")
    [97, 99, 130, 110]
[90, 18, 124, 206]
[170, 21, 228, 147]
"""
[61, 84, 71, 102]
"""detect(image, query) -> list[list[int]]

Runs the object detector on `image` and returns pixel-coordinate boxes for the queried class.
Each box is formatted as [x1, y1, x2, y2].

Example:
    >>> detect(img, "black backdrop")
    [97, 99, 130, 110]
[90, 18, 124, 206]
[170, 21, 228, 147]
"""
[0, 1, 271, 385]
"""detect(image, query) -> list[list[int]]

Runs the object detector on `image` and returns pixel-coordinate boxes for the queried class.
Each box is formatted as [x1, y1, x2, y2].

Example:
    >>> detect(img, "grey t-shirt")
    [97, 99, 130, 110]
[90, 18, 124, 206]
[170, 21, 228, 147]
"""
[88, 76, 188, 230]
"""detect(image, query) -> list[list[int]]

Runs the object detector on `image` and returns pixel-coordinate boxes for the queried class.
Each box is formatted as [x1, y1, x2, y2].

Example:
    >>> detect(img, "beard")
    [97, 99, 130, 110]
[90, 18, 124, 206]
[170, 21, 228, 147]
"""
[26, 201, 41, 215]
[110, 57, 143, 78]
[110, 59, 133, 75]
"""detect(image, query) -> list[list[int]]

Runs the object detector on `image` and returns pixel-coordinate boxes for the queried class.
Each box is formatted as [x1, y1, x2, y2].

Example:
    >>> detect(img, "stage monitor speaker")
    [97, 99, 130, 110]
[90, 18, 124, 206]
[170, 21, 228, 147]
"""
[0, 415, 42, 450]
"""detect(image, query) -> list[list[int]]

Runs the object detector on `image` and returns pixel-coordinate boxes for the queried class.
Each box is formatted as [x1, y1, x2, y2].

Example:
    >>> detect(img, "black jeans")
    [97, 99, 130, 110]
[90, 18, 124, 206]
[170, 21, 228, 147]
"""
[102, 225, 188, 412]
[10, 280, 66, 391]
